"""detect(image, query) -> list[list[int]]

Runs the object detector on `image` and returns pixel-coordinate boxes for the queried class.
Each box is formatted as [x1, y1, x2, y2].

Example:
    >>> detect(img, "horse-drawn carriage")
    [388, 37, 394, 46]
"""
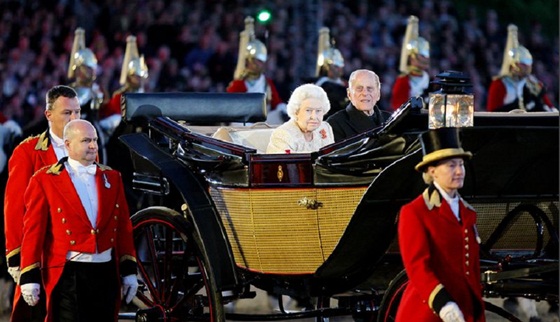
[116, 92, 558, 322]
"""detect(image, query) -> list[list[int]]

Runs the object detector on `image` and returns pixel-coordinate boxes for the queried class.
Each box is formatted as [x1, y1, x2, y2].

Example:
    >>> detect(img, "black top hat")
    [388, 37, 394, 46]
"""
[415, 127, 472, 172]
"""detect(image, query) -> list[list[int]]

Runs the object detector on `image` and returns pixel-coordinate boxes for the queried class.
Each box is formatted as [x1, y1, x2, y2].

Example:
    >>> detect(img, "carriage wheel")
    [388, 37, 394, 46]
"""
[125, 206, 224, 321]
[376, 269, 524, 322]
[376, 269, 408, 322]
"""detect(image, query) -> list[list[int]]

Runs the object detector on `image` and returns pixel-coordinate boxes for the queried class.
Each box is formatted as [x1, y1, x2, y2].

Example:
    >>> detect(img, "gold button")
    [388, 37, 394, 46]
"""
[70, 240, 75, 245]
[465, 237, 469, 242]
[465, 244, 469, 250]
[466, 261, 469, 266]
[466, 271, 470, 275]
[465, 253, 469, 258]
[57, 208, 62, 213]
[62, 218, 66, 223]
[464, 229, 468, 234]
[66, 230, 71, 235]
[116, 204, 119, 208]
[110, 238, 114, 243]
[91, 229, 96, 235]
[114, 216, 118, 220]
[113, 228, 117, 232]
[96, 229, 100, 234]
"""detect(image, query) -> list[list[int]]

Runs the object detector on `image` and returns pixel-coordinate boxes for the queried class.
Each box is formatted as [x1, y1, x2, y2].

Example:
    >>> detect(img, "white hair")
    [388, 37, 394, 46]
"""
[348, 69, 381, 91]
[286, 83, 331, 119]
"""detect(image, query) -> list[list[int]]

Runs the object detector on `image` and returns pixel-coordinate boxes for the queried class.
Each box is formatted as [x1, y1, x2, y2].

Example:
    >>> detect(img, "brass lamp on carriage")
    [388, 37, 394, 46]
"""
[428, 71, 474, 129]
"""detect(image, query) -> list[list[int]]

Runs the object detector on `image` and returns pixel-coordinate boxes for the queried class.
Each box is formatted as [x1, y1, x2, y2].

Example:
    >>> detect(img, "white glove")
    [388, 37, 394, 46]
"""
[439, 302, 466, 322]
[8, 266, 20, 284]
[122, 274, 138, 304]
[21, 283, 41, 306]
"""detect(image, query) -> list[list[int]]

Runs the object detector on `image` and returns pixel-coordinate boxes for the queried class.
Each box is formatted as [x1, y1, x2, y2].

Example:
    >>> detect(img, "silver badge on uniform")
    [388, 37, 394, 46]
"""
[103, 173, 111, 189]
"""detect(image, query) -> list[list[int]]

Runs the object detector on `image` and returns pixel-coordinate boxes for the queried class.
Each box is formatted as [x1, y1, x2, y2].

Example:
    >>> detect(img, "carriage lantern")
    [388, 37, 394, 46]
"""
[428, 71, 474, 129]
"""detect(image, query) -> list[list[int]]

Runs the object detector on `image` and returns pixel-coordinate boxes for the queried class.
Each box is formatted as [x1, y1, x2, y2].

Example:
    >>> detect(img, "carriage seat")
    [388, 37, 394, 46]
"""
[212, 123, 275, 153]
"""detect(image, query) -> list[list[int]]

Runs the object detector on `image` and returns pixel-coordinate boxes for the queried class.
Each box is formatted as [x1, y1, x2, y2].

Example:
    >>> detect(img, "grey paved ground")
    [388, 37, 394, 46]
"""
[0, 282, 558, 321]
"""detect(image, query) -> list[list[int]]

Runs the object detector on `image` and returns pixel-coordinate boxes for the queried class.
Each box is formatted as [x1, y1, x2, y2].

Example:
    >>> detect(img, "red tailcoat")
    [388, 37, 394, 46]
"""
[396, 186, 485, 322]
[487, 76, 555, 112]
[226, 77, 284, 110]
[101, 92, 123, 119]
[390, 75, 412, 111]
[19, 161, 137, 322]
[390, 72, 430, 111]
[4, 131, 58, 265]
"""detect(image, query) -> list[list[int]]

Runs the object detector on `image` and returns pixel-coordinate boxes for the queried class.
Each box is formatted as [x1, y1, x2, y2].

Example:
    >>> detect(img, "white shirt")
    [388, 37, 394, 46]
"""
[434, 181, 460, 222]
[65, 158, 111, 262]
[49, 129, 66, 160]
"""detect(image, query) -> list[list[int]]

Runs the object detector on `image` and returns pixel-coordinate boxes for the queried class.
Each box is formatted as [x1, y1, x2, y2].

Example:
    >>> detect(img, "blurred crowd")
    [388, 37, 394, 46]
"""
[0, 0, 558, 131]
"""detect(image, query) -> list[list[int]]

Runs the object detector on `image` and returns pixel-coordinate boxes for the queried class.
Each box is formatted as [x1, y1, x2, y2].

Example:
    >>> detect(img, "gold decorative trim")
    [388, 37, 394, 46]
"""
[46, 163, 63, 175]
[21, 262, 40, 274]
[415, 148, 472, 172]
[120, 254, 137, 263]
[277, 165, 284, 182]
[6, 247, 20, 259]
[34, 131, 49, 151]
[428, 283, 444, 309]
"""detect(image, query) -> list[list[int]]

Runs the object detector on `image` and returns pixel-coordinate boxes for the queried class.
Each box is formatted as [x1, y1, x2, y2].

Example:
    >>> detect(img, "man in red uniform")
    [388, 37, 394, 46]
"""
[4, 85, 80, 322]
[396, 127, 485, 322]
[227, 17, 286, 124]
[390, 15, 431, 111]
[19, 119, 138, 322]
[487, 24, 556, 112]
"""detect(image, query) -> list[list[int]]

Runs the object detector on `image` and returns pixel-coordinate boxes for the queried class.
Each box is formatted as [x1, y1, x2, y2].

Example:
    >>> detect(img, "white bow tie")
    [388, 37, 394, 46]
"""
[77, 164, 96, 176]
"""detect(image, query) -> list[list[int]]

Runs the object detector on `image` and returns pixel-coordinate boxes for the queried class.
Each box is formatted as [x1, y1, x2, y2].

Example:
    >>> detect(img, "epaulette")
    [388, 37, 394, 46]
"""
[34, 131, 50, 151]
[46, 163, 63, 175]
[97, 163, 113, 171]
[422, 185, 441, 210]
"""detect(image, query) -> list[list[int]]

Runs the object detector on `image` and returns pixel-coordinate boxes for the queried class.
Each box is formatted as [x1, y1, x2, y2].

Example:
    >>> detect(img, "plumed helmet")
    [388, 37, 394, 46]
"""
[246, 39, 267, 62]
[233, 17, 267, 80]
[499, 24, 533, 76]
[67, 28, 98, 79]
[399, 15, 430, 73]
[120, 35, 149, 85]
[315, 27, 344, 77]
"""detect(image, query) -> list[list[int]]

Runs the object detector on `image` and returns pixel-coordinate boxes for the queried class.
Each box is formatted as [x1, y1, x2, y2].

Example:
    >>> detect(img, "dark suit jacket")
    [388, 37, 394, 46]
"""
[326, 104, 391, 142]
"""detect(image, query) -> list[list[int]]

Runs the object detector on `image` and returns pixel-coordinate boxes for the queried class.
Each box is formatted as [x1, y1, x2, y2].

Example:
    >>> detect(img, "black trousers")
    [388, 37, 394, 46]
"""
[51, 260, 119, 322]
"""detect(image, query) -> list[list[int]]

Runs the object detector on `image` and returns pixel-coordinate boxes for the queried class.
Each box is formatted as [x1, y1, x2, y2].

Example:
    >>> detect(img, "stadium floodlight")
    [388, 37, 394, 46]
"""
[256, 9, 271, 24]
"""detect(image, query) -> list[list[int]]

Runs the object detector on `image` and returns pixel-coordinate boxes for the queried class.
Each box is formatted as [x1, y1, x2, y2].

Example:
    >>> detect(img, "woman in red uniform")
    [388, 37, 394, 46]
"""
[396, 127, 485, 322]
